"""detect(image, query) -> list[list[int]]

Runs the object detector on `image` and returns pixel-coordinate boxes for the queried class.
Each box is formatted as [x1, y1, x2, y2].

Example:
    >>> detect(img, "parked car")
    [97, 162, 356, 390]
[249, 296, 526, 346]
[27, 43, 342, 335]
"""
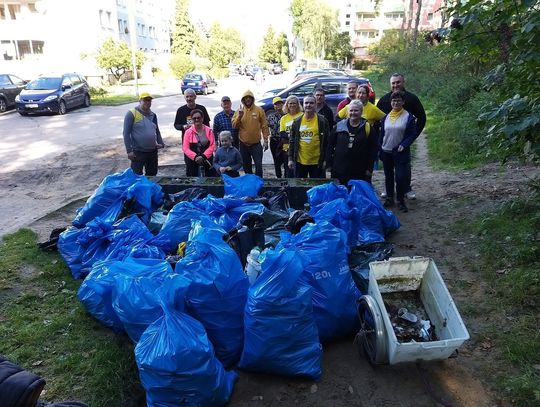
[269, 63, 283, 75]
[256, 75, 376, 115]
[15, 73, 90, 115]
[181, 72, 217, 95]
[0, 74, 27, 113]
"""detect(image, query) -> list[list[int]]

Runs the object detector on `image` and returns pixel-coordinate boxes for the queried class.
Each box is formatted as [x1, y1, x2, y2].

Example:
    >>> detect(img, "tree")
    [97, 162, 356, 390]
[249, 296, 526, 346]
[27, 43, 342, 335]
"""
[277, 32, 290, 66]
[95, 38, 144, 83]
[259, 26, 280, 63]
[411, 0, 423, 48]
[171, 0, 196, 55]
[326, 32, 354, 63]
[169, 54, 195, 78]
[199, 23, 244, 67]
[290, 0, 339, 59]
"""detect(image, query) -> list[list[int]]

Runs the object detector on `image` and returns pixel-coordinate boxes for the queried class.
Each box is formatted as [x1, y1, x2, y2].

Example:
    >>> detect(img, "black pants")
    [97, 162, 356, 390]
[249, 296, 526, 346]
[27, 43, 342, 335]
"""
[295, 162, 323, 178]
[223, 170, 240, 177]
[239, 141, 263, 177]
[381, 150, 409, 202]
[131, 150, 158, 176]
[269, 137, 288, 178]
[185, 156, 216, 177]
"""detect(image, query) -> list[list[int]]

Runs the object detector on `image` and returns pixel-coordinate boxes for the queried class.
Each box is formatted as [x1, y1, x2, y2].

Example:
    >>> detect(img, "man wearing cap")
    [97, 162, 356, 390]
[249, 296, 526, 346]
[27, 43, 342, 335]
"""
[267, 96, 285, 177]
[123, 92, 164, 176]
[213, 96, 238, 148]
[232, 90, 269, 177]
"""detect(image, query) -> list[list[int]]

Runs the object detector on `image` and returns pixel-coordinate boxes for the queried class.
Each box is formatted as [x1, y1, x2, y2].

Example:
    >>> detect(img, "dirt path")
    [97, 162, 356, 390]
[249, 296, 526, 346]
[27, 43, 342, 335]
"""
[3, 130, 538, 406]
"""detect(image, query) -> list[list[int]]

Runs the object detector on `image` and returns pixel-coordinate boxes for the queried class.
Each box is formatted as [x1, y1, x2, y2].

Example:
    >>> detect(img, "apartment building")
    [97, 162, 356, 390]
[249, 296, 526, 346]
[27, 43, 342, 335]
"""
[338, 0, 444, 59]
[0, 0, 173, 78]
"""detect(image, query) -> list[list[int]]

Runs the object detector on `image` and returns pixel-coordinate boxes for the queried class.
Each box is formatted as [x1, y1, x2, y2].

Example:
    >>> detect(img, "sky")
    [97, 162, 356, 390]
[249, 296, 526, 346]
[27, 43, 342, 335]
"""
[189, 0, 293, 59]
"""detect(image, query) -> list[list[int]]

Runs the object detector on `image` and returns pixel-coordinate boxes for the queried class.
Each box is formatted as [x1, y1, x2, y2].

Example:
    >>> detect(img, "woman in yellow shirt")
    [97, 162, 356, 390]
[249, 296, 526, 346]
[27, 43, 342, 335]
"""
[337, 84, 385, 126]
[278, 96, 303, 177]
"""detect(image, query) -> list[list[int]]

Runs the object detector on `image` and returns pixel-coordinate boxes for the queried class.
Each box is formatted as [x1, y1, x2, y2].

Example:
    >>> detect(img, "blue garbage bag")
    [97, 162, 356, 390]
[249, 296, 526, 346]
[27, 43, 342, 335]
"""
[73, 168, 163, 228]
[278, 222, 360, 342]
[78, 258, 171, 332]
[57, 226, 87, 279]
[223, 173, 263, 198]
[174, 218, 249, 368]
[307, 182, 348, 209]
[192, 195, 265, 231]
[347, 180, 400, 244]
[239, 247, 322, 380]
[156, 201, 208, 252]
[135, 294, 237, 407]
[309, 198, 357, 247]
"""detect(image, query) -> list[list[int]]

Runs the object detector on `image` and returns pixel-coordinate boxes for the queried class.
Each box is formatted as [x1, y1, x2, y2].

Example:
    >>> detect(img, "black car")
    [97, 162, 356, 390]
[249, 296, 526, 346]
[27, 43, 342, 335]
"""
[0, 74, 26, 113]
[256, 75, 375, 115]
[15, 73, 90, 115]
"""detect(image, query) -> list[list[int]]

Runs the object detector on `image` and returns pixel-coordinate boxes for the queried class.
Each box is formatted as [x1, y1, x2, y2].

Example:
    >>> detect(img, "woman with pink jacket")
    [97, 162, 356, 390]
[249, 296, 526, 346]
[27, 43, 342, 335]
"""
[182, 109, 217, 176]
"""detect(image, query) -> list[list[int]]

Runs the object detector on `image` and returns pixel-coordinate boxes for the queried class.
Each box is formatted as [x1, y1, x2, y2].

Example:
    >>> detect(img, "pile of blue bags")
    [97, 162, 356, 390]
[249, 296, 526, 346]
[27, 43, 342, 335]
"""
[57, 169, 399, 406]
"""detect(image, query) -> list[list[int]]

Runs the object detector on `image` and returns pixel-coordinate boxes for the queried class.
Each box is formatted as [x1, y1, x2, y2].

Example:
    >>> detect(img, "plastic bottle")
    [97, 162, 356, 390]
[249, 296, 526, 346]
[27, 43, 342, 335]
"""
[245, 248, 261, 285]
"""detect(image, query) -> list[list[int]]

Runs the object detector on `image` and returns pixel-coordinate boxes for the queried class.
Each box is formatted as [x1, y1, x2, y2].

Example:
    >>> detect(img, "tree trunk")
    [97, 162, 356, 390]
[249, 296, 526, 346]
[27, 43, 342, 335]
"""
[412, 0, 423, 49]
[406, 0, 414, 33]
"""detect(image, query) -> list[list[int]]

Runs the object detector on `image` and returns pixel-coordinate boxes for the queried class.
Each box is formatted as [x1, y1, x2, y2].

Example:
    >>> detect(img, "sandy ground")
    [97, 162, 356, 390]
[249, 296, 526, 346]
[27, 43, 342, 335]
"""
[3, 128, 539, 406]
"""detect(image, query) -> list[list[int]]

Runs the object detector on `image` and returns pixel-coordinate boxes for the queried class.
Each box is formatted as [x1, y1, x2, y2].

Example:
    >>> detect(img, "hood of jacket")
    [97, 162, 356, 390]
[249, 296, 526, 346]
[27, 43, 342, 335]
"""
[241, 89, 255, 104]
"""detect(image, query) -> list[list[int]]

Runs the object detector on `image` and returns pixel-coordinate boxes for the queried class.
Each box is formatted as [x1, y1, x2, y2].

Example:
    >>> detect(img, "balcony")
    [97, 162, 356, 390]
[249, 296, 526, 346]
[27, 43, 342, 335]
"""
[354, 20, 377, 31]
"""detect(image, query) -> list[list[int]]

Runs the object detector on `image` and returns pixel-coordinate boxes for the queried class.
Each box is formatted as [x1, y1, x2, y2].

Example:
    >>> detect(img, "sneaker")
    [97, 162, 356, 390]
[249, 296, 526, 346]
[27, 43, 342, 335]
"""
[405, 190, 416, 200]
[398, 201, 408, 212]
[381, 191, 387, 198]
[383, 198, 394, 208]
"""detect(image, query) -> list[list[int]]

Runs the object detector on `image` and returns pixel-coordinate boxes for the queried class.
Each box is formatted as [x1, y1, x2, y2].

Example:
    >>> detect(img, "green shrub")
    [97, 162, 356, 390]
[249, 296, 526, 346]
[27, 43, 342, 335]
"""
[89, 86, 108, 98]
[353, 59, 371, 70]
[170, 54, 195, 79]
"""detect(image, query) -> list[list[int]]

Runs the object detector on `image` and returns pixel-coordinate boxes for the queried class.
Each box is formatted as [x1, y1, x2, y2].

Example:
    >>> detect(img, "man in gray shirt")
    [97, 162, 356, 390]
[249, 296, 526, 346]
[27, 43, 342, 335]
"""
[123, 92, 164, 176]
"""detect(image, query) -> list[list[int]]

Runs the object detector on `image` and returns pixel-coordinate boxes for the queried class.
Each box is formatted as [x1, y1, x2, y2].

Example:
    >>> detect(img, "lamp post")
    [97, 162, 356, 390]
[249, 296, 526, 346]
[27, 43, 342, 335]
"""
[127, 0, 139, 97]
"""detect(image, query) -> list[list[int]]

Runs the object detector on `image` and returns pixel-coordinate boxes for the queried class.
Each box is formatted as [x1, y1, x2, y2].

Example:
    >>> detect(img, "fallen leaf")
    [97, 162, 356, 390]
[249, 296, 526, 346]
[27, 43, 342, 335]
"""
[310, 384, 318, 394]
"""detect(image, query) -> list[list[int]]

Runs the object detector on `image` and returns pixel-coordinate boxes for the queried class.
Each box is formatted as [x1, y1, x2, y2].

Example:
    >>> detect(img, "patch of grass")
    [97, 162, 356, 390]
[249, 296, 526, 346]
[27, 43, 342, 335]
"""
[0, 229, 142, 406]
[457, 193, 540, 406]
[91, 94, 140, 106]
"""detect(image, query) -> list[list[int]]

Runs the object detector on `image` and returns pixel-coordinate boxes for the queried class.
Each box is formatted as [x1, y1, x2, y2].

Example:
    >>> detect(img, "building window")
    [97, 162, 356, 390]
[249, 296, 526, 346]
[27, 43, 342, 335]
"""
[428, 13, 434, 21]
[346, 14, 350, 18]
[358, 13, 376, 21]
[345, 21, 350, 26]
[28, 3, 37, 13]
[356, 30, 377, 39]
[385, 12, 405, 20]
[118, 19, 123, 33]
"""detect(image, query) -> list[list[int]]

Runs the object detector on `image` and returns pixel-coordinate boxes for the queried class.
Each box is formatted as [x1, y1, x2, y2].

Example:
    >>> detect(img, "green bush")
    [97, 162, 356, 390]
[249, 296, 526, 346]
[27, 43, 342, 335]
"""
[353, 59, 371, 70]
[208, 67, 229, 79]
[89, 86, 108, 98]
[170, 54, 195, 79]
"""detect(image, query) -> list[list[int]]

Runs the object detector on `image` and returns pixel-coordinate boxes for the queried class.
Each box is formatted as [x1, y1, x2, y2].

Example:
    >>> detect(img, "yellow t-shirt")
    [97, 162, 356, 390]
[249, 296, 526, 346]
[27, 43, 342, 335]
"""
[279, 112, 302, 152]
[298, 115, 320, 165]
[337, 102, 385, 125]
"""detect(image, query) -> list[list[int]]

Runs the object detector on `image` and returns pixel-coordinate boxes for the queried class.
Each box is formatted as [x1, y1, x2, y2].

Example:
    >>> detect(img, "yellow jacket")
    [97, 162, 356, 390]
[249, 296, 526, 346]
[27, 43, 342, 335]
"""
[232, 90, 270, 144]
[337, 101, 385, 125]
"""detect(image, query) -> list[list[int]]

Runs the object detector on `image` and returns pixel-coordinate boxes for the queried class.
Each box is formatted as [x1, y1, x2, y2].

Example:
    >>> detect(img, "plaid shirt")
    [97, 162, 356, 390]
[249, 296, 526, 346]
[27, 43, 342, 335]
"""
[213, 110, 238, 141]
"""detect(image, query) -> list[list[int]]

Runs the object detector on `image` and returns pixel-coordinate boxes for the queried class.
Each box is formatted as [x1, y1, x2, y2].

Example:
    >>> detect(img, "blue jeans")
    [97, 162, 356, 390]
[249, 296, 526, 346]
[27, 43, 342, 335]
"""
[240, 141, 263, 177]
[381, 149, 410, 202]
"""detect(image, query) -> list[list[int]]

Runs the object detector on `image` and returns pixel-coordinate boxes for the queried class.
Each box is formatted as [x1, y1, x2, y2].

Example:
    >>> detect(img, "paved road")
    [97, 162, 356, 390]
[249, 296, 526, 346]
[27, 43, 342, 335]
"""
[0, 73, 291, 174]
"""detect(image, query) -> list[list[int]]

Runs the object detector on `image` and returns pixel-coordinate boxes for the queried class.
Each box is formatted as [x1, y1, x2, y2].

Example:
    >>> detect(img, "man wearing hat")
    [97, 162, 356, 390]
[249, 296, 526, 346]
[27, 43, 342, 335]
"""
[267, 97, 285, 177]
[213, 95, 238, 148]
[123, 92, 164, 176]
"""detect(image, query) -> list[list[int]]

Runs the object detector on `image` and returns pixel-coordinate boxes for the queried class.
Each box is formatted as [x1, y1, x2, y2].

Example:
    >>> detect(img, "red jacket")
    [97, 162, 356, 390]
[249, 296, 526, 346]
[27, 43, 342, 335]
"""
[182, 125, 216, 161]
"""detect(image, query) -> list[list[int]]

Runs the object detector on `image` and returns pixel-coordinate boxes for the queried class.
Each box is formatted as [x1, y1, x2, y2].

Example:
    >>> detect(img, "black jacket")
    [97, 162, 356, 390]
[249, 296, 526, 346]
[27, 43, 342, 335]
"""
[327, 119, 377, 178]
[0, 355, 45, 407]
[376, 90, 426, 136]
[317, 103, 335, 129]
[288, 113, 330, 167]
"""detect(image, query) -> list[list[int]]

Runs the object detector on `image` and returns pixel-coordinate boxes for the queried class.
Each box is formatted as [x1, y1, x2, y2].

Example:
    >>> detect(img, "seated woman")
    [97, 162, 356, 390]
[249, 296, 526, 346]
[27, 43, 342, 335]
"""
[379, 91, 418, 212]
[326, 100, 377, 186]
[182, 109, 216, 176]
[213, 131, 243, 177]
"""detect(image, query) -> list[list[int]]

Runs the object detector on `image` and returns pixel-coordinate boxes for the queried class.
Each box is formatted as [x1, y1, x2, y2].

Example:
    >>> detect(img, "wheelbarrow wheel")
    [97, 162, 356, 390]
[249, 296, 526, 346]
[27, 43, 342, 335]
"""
[356, 295, 388, 365]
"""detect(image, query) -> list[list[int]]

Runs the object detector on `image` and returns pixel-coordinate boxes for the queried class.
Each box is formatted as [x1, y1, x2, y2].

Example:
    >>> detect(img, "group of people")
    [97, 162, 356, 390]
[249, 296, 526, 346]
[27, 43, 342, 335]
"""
[122, 73, 425, 212]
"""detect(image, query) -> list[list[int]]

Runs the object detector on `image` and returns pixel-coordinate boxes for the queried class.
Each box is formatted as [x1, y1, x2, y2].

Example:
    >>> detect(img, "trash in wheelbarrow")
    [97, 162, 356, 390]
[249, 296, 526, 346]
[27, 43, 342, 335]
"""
[356, 257, 469, 365]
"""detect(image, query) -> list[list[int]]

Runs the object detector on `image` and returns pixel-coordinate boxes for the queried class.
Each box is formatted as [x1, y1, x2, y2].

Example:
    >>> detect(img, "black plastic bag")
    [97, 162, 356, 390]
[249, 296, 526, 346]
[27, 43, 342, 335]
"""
[163, 188, 209, 212]
[38, 227, 67, 251]
[223, 213, 265, 268]
[284, 210, 314, 234]
[348, 242, 394, 294]
[263, 188, 290, 212]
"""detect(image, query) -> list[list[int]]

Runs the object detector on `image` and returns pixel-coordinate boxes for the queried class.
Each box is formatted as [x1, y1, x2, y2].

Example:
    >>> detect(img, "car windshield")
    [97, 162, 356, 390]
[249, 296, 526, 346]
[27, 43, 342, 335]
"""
[184, 74, 202, 81]
[26, 77, 62, 90]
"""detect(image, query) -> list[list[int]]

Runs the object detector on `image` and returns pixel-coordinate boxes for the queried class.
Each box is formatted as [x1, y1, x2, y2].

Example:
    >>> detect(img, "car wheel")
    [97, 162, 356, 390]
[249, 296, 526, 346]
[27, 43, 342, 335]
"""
[203, 86, 208, 95]
[0, 97, 6, 113]
[58, 100, 67, 115]
[83, 94, 91, 107]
